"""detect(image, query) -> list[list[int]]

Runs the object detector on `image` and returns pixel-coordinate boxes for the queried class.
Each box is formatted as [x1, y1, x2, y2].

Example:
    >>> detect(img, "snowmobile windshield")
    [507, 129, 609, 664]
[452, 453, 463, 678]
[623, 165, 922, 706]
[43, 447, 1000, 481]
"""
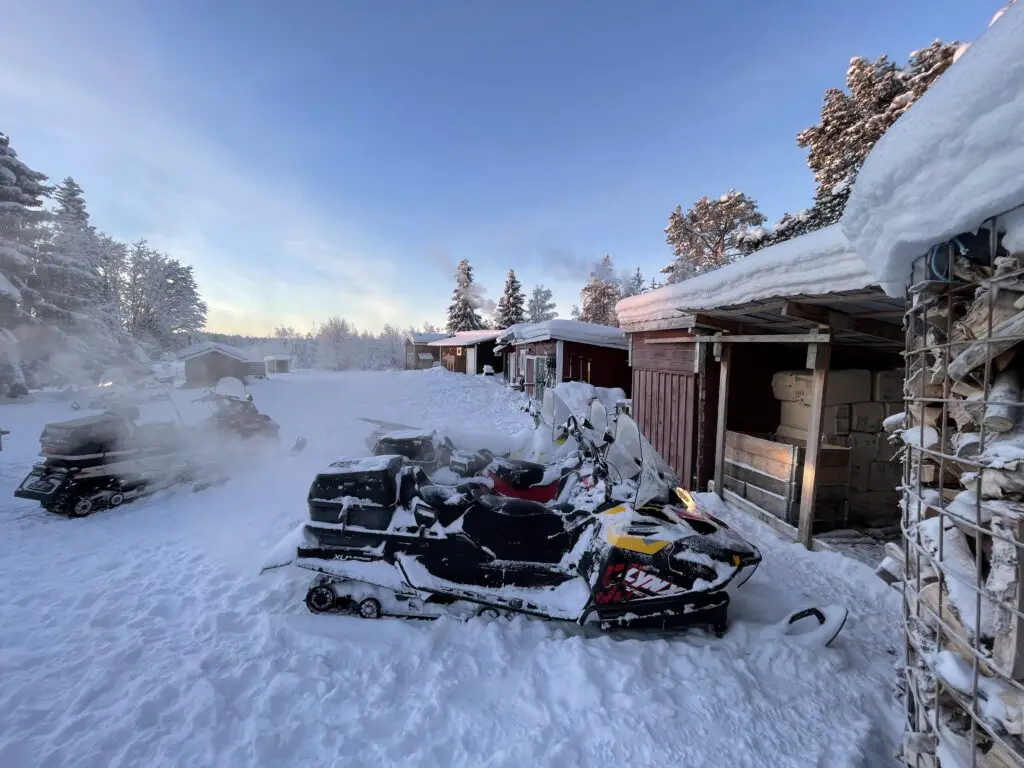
[607, 413, 679, 508]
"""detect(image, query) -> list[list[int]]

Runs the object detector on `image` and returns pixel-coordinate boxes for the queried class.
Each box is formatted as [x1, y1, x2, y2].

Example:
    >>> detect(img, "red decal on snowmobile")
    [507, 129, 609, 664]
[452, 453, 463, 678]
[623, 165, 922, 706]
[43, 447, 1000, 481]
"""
[624, 567, 673, 595]
[488, 472, 560, 503]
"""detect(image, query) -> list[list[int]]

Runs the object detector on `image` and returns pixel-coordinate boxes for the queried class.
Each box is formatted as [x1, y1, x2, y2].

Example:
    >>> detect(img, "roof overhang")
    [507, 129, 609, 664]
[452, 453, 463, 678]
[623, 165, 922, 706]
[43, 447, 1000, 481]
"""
[631, 288, 904, 349]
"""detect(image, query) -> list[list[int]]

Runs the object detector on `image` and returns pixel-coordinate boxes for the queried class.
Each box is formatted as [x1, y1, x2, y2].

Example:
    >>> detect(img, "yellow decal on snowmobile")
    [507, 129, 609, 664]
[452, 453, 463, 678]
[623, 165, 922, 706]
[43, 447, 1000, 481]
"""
[606, 529, 670, 555]
[603, 504, 628, 516]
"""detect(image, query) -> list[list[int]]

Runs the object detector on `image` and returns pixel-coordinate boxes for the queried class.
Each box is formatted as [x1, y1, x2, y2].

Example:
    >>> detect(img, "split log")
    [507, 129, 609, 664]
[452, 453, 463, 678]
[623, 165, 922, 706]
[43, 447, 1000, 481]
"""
[907, 365, 945, 399]
[955, 432, 983, 460]
[955, 288, 1021, 344]
[990, 516, 1024, 681]
[910, 403, 945, 428]
[997, 347, 1018, 373]
[918, 581, 995, 676]
[981, 741, 1024, 768]
[984, 370, 1022, 434]
[947, 310, 1024, 383]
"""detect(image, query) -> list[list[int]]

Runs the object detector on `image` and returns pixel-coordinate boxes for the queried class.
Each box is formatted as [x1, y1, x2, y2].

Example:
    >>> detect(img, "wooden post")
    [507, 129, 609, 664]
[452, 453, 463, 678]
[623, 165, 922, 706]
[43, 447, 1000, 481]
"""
[714, 344, 731, 499]
[797, 342, 831, 547]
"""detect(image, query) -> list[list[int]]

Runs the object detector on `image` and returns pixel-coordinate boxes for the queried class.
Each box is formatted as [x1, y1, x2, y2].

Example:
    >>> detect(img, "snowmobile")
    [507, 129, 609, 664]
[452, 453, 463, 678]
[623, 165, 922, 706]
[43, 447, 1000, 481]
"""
[13, 404, 196, 516]
[193, 389, 281, 442]
[264, 407, 771, 637]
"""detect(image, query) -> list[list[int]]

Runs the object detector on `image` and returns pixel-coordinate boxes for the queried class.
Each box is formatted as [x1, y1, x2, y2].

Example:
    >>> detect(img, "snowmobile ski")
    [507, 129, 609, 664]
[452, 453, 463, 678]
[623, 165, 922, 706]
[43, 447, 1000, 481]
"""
[767, 604, 849, 648]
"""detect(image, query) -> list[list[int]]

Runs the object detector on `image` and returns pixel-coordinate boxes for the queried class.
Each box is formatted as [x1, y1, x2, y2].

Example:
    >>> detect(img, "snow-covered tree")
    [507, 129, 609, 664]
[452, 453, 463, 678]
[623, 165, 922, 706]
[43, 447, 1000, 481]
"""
[662, 191, 765, 281]
[446, 258, 485, 333]
[527, 285, 557, 323]
[619, 267, 646, 298]
[570, 304, 581, 321]
[0, 133, 48, 329]
[648, 276, 663, 292]
[578, 255, 621, 327]
[33, 178, 120, 364]
[120, 241, 207, 353]
[0, 133, 50, 395]
[494, 269, 525, 328]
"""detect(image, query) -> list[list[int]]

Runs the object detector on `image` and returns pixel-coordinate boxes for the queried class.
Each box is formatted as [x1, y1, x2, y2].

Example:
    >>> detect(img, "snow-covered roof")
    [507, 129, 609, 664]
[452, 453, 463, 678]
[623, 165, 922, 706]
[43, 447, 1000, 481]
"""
[407, 332, 447, 345]
[263, 355, 293, 362]
[177, 341, 254, 363]
[615, 224, 878, 329]
[427, 330, 501, 348]
[841, 3, 1024, 297]
[494, 320, 627, 350]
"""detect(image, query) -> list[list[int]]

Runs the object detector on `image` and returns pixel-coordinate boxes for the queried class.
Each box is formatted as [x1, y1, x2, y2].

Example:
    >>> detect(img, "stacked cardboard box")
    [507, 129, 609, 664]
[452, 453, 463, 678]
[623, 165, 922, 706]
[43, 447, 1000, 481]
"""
[771, 368, 904, 528]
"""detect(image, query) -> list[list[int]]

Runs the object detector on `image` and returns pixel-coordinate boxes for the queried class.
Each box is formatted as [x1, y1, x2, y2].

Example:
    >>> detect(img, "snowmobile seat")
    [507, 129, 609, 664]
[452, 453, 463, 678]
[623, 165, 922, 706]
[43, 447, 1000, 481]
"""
[418, 484, 475, 526]
[463, 494, 570, 563]
[489, 459, 547, 490]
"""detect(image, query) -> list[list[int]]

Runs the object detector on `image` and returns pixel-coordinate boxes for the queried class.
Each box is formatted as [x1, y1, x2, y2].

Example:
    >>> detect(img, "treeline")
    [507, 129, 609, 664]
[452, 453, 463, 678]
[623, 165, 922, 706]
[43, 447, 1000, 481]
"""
[0, 134, 206, 395]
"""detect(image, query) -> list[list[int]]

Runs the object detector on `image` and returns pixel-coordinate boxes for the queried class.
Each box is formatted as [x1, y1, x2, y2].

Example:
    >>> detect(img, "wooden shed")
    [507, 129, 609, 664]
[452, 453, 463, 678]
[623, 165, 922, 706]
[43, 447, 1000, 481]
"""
[405, 332, 446, 370]
[264, 355, 293, 374]
[616, 224, 906, 547]
[427, 331, 503, 375]
[494, 320, 631, 401]
[178, 342, 264, 389]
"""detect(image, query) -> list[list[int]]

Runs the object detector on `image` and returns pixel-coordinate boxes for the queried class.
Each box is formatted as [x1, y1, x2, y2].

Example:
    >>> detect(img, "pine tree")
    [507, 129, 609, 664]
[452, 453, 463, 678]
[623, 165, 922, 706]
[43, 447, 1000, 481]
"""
[527, 285, 558, 323]
[620, 267, 646, 298]
[0, 133, 50, 395]
[494, 269, 525, 328]
[34, 178, 121, 370]
[446, 258, 484, 333]
[662, 191, 765, 281]
[578, 255, 621, 327]
[0, 133, 49, 329]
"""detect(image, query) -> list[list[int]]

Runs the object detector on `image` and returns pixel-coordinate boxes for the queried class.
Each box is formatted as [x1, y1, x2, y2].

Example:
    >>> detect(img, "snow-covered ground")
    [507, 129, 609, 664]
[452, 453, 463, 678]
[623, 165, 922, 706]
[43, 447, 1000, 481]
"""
[0, 369, 902, 768]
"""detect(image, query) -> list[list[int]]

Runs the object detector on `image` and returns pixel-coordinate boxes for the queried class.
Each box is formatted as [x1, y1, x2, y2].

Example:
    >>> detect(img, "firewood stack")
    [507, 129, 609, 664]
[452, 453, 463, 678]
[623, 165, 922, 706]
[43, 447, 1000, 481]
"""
[899, 247, 1024, 767]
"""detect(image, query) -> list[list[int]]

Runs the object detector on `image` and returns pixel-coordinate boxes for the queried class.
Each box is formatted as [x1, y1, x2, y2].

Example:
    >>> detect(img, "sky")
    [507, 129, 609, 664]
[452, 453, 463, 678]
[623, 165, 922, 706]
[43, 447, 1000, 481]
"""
[1, 0, 996, 336]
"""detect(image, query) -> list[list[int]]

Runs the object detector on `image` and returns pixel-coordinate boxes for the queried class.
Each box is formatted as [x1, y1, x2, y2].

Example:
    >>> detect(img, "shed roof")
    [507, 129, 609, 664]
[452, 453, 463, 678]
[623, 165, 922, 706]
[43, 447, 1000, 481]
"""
[177, 341, 254, 363]
[263, 355, 293, 362]
[494, 320, 627, 351]
[427, 330, 501, 348]
[614, 225, 903, 348]
[407, 331, 448, 345]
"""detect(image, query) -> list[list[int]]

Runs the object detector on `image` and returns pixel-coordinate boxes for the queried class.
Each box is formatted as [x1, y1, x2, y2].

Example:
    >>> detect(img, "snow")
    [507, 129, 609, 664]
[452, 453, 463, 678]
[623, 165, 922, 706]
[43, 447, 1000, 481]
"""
[0, 270, 21, 301]
[0, 369, 902, 767]
[427, 330, 501, 348]
[841, 2, 1024, 296]
[406, 331, 447, 345]
[615, 224, 877, 327]
[494, 319, 627, 351]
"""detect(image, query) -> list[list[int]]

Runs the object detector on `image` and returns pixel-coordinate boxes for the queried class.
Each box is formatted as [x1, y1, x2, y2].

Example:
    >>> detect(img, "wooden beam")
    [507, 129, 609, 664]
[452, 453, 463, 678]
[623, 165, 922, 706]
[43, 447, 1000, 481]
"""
[782, 300, 903, 343]
[690, 332, 832, 344]
[714, 344, 731, 500]
[692, 313, 744, 334]
[797, 341, 831, 547]
[644, 337, 696, 345]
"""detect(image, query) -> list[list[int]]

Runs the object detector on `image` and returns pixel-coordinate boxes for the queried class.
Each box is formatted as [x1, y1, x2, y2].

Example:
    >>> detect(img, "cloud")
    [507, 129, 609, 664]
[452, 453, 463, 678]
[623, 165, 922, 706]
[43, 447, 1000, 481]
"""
[0, 4, 410, 334]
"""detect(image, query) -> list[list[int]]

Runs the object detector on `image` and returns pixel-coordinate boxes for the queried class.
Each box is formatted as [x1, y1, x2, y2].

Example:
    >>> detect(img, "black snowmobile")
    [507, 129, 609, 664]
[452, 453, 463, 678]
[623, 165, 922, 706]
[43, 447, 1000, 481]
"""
[13, 404, 194, 516]
[193, 389, 281, 442]
[263, 409, 769, 636]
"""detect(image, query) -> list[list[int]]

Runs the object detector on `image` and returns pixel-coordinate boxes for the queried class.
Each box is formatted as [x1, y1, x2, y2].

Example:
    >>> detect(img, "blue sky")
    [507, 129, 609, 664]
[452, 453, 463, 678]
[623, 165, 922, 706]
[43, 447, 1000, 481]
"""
[2, 0, 994, 335]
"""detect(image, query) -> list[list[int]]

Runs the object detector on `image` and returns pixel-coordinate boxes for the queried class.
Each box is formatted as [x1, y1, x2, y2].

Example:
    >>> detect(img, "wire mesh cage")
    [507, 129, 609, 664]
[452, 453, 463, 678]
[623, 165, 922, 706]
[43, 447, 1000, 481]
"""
[900, 211, 1024, 768]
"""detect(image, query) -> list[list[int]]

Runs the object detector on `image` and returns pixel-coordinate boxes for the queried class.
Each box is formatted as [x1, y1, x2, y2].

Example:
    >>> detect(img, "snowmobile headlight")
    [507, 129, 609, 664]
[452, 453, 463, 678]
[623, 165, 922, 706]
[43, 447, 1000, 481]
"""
[674, 487, 697, 511]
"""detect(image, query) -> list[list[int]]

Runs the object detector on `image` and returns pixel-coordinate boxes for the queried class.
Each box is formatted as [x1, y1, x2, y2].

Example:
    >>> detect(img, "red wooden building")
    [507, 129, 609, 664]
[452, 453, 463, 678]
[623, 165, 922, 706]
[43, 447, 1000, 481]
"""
[494, 320, 631, 400]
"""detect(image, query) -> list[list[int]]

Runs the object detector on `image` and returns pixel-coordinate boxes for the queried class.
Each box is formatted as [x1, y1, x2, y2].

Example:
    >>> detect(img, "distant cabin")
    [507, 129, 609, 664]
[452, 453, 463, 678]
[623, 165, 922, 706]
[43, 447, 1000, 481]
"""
[178, 342, 264, 388]
[405, 332, 446, 370]
[494, 320, 630, 400]
[427, 331, 503, 375]
[264, 355, 294, 374]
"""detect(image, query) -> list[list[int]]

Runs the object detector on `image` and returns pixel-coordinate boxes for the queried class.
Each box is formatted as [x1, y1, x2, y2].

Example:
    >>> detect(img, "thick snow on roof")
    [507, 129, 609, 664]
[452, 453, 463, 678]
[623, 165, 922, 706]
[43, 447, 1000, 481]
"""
[407, 331, 447, 345]
[177, 341, 254, 363]
[495, 320, 627, 350]
[427, 330, 501, 348]
[841, 3, 1024, 297]
[615, 225, 876, 328]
